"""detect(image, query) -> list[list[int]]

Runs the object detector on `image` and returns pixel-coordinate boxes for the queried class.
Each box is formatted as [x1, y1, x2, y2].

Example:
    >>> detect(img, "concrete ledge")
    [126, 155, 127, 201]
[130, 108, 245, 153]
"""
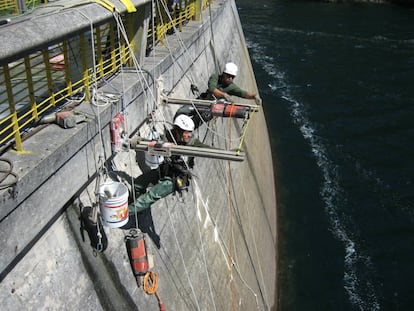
[0, 1, 277, 310]
[0, 0, 220, 280]
[0, 0, 151, 63]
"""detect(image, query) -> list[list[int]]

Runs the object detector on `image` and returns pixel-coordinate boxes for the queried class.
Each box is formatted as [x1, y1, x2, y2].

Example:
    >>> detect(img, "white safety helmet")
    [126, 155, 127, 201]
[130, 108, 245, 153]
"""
[223, 62, 238, 76]
[174, 114, 195, 131]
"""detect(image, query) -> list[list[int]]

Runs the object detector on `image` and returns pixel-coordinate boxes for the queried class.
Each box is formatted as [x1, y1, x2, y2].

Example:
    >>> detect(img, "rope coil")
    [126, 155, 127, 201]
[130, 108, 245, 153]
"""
[143, 271, 166, 311]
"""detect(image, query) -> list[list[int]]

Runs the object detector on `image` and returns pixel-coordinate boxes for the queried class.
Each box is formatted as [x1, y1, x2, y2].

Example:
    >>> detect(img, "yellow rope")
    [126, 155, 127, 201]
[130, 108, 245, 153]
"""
[236, 108, 256, 155]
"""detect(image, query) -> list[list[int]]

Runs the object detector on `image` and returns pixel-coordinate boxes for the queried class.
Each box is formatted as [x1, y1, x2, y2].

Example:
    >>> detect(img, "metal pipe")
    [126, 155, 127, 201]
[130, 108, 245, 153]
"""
[161, 95, 214, 107]
[131, 141, 245, 162]
[160, 94, 259, 110]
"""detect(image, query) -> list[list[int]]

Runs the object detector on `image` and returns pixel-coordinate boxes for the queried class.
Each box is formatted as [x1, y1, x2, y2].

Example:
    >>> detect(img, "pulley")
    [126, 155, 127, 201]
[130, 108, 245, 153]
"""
[79, 204, 108, 254]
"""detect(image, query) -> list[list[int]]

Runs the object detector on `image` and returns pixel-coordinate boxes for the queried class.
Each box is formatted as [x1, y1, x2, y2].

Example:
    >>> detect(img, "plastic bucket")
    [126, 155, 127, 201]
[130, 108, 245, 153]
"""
[145, 153, 164, 169]
[98, 181, 129, 228]
[145, 130, 164, 169]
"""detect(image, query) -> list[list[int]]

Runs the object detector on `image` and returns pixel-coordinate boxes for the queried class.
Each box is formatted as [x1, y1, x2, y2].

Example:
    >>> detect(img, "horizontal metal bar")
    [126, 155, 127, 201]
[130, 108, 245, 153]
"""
[131, 141, 245, 162]
[160, 93, 260, 110]
[160, 94, 215, 107]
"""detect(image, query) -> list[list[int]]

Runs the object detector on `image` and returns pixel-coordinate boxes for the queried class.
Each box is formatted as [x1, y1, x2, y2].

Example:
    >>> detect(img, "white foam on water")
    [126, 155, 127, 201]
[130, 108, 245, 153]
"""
[287, 94, 380, 311]
[247, 38, 380, 310]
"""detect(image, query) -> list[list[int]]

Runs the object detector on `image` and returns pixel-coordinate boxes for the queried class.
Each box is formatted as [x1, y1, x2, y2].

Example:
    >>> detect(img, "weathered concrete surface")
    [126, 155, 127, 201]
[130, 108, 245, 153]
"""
[0, 0, 151, 64]
[0, 0, 277, 310]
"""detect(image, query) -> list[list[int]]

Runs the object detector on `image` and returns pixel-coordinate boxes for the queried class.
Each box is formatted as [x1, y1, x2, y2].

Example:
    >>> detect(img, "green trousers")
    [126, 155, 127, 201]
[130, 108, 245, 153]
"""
[128, 169, 174, 214]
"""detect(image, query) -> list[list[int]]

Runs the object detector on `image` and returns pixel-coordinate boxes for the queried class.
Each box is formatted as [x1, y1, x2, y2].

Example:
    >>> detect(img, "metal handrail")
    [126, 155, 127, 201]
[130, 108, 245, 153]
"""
[0, 0, 203, 153]
[0, 19, 131, 152]
[0, 0, 44, 15]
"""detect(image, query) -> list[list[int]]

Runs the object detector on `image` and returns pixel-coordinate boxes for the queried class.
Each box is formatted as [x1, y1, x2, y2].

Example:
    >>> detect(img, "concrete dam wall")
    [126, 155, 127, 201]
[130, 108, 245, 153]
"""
[0, 0, 277, 310]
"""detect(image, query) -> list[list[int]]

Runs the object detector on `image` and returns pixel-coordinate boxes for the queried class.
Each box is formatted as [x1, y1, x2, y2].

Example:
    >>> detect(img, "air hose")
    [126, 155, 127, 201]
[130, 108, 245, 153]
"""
[143, 271, 166, 311]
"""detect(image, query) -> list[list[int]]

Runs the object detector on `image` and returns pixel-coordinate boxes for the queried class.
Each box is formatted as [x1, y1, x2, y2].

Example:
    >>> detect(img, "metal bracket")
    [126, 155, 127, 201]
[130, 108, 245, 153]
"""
[148, 146, 171, 157]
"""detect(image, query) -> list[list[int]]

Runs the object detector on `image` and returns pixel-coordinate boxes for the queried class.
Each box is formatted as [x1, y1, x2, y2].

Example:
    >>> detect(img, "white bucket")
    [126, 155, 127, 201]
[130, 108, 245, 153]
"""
[145, 130, 164, 169]
[98, 181, 129, 228]
[145, 153, 164, 169]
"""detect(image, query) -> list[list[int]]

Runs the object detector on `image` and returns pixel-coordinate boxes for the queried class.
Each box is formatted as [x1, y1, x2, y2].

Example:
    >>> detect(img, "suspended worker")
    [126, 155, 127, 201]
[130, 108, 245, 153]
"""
[128, 115, 209, 214]
[206, 62, 262, 104]
[175, 62, 262, 128]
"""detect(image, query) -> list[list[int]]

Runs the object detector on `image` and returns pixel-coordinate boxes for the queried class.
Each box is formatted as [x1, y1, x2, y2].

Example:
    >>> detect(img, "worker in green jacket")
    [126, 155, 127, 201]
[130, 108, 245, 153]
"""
[128, 114, 208, 214]
[207, 62, 261, 103]
[175, 62, 262, 129]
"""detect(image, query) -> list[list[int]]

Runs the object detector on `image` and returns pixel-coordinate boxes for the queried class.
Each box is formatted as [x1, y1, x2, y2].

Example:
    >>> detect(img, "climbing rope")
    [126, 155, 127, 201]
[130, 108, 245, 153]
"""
[242, 185, 270, 310]
[112, 9, 173, 132]
[207, 0, 220, 74]
[191, 179, 231, 268]
[69, 2, 263, 309]
[71, 8, 117, 257]
[111, 12, 157, 111]
[165, 200, 202, 310]
[189, 180, 218, 311]
[227, 119, 236, 311]
[229, 119, 267, 309]
[155, 0, 259, 151]
[156, 0, 199, 91]
[237, 107, 256, 154]
[155, 0, 256, 148]
[229, 117, 267, 309]
[115, 4, 264, 308]
[190, 171, 263, 309]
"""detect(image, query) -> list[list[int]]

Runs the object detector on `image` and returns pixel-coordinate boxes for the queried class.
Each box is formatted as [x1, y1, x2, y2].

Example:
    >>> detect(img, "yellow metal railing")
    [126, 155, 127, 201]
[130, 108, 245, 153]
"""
[0, 0, 44, 15]
[147, 0, 197, 48]
[0, 20, 132, 151]
[0, 0, 206, 153]
[0, 0, 17, 14]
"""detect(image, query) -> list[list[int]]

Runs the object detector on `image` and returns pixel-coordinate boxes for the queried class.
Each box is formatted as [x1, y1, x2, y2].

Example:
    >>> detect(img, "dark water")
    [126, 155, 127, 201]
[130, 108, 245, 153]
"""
[237, 0, 414, 310]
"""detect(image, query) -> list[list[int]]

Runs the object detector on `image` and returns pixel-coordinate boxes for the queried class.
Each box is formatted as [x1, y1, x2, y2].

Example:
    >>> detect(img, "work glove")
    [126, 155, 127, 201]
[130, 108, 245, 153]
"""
[129, 135, 142, 148]
[224, 93, 233, 103]
[254, 94, 262, 105]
